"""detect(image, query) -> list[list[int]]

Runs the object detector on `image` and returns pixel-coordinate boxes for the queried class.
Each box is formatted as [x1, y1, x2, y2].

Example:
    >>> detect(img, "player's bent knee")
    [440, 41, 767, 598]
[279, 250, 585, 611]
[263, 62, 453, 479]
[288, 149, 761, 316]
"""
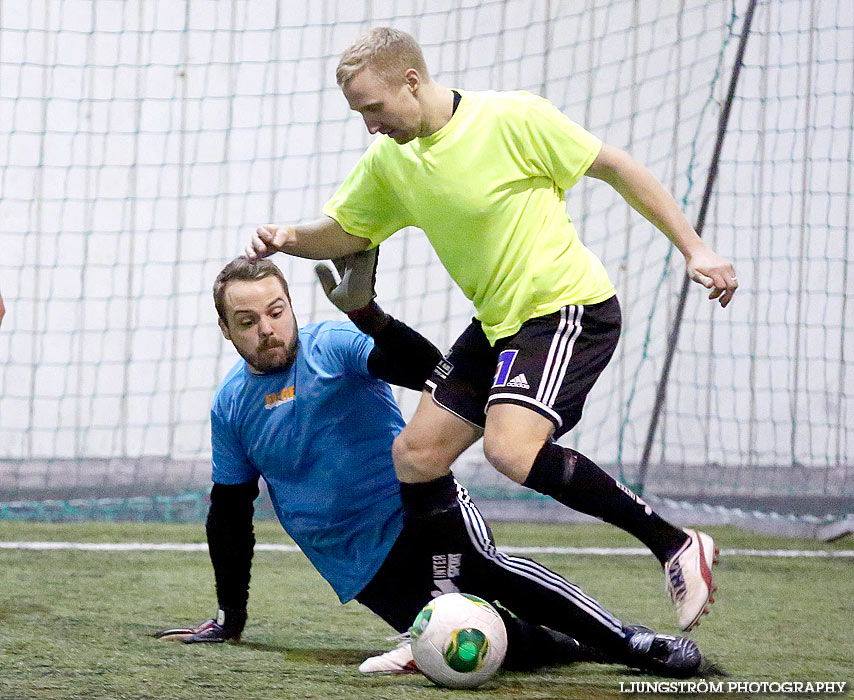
[391, 429, 451, 483]
[483, 433, 545, 484]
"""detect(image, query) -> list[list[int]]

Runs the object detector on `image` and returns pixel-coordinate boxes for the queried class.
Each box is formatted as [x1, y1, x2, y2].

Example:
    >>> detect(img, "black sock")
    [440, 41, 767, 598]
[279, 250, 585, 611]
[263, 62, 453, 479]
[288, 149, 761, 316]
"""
[399, 472, 458, 520]
[398, 473, 471, 573]
[522, 442, 687, 564]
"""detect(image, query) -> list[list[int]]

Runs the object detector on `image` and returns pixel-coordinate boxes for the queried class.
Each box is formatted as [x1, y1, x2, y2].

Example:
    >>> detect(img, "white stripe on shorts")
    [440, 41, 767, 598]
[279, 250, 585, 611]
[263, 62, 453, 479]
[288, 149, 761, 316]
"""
[487, 393, 563, 427]
[454, 481, 624, 635]
[536, 305, 584, 408]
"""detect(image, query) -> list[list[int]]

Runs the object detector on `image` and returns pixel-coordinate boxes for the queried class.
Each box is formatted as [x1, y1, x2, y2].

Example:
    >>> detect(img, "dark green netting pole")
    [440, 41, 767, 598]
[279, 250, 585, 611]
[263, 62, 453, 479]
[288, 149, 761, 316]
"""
[637, 0, 760, 494]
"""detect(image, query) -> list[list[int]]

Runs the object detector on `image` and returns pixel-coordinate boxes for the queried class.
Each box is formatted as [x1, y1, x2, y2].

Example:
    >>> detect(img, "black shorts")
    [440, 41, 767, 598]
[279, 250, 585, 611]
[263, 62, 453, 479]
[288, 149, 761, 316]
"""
[424, 296, 621, 438]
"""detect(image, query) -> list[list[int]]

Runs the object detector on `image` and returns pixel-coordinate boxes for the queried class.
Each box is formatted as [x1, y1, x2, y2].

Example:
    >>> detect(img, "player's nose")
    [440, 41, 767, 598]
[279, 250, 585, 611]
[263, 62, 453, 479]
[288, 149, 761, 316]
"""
[364, 116, 381, 134]
[257, 317, 273, 336]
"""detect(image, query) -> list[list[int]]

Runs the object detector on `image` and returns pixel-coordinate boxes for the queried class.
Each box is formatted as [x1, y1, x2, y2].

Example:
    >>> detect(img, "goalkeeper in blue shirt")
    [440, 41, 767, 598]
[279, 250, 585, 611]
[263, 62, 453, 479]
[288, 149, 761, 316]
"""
[155, 253, 703, 678]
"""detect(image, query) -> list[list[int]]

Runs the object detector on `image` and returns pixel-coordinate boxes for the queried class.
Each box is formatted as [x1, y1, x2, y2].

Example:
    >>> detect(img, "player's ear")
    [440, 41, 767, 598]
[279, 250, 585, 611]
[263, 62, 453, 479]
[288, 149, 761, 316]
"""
[218, 318, 231, 341]
[405, 68, 420, 93]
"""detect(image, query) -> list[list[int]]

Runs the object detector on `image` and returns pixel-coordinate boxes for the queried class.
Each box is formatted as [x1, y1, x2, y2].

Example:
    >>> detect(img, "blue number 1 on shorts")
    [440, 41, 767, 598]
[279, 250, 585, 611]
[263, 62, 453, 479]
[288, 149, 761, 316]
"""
[492, 349, 518, 388]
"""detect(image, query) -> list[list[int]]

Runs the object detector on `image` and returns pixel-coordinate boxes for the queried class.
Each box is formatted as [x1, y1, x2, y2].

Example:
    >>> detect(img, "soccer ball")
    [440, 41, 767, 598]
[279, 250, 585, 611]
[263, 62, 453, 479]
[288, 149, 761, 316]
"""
[409, 592, 508, 689]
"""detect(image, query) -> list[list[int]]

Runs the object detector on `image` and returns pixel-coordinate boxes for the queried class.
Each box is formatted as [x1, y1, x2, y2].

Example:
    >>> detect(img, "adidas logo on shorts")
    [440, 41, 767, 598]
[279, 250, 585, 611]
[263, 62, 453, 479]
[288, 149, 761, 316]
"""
[507, 373, 530, 389]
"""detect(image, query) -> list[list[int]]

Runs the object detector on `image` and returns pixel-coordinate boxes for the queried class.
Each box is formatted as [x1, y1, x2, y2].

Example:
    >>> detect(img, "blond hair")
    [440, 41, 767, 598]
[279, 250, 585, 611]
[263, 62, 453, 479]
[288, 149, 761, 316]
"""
[336, 27, 429, 88]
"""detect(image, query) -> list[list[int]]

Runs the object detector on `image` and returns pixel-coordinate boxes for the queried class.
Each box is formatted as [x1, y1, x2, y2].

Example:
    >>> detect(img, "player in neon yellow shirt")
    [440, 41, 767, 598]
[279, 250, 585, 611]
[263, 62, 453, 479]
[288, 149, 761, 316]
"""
[246, 27, 737, 633]
[322, 87, 615, 344]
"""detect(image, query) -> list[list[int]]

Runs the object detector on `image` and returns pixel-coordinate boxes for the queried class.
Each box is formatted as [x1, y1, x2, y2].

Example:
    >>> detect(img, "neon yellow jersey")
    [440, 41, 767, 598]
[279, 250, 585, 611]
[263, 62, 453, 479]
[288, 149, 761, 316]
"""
[323, 89, 616, 344]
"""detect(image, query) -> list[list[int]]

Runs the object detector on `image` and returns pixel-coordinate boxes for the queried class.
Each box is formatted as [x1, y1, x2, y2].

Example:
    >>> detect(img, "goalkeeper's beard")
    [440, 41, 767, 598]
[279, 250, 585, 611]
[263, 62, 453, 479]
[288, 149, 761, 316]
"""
[242, 333, 299, 374]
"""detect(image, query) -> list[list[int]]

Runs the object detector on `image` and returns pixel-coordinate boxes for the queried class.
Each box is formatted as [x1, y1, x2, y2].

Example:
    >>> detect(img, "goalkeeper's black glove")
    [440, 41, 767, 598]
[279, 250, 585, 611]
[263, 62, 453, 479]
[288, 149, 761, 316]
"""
[154, 607, 247, 644]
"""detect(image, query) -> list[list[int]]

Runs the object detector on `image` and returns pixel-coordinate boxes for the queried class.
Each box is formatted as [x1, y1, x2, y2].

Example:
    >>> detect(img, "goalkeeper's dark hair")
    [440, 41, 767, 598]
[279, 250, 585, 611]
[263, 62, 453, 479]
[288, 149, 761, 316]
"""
[213, 256, 290, 324]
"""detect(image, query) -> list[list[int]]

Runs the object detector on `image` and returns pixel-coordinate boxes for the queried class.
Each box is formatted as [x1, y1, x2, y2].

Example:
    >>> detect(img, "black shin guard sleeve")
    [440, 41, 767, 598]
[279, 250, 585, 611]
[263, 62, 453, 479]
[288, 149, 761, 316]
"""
[520, 441, 574, 497]
[398, 473, 471, 555]
[399, 473, 458, 520]
[523, 442, 686, 563]
[206, 480, 259, 611]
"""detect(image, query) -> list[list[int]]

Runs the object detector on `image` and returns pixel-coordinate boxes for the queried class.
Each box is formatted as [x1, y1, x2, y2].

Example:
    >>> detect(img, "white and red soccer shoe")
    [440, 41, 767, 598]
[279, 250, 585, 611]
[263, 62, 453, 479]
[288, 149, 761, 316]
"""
[664, 528, 719, 631]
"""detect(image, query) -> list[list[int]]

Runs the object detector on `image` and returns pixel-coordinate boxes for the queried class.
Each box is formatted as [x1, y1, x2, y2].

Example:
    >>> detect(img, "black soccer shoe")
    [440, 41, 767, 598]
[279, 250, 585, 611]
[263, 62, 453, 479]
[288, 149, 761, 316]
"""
[623, 625, 702, 678]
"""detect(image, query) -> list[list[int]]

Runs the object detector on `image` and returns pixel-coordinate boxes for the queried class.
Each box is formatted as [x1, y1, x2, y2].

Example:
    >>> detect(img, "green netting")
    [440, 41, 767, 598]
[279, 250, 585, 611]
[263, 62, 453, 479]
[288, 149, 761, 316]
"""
[0, 491, 209, 522]
[0, 0, 851, 521]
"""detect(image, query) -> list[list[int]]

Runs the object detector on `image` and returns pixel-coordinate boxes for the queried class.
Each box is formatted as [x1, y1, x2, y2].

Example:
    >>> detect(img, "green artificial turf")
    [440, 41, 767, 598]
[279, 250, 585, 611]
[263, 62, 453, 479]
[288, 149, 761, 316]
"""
[0, 522, 851, 700]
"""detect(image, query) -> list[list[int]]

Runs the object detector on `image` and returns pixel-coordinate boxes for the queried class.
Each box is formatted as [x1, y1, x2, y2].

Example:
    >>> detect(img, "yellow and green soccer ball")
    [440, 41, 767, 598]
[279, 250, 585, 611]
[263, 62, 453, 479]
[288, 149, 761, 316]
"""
[409, 593, 508, 688]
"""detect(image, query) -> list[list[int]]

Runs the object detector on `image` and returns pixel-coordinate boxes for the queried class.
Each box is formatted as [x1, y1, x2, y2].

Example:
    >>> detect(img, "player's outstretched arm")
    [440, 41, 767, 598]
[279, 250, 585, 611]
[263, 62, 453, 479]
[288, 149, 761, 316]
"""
[363, 311, 443, 390]
[586, 144, 738, 308]
[246, 216, 370, 262]
[315, 249, 443, 390]
[155, 479, 258, 643]
[0, 287, 5, 328]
